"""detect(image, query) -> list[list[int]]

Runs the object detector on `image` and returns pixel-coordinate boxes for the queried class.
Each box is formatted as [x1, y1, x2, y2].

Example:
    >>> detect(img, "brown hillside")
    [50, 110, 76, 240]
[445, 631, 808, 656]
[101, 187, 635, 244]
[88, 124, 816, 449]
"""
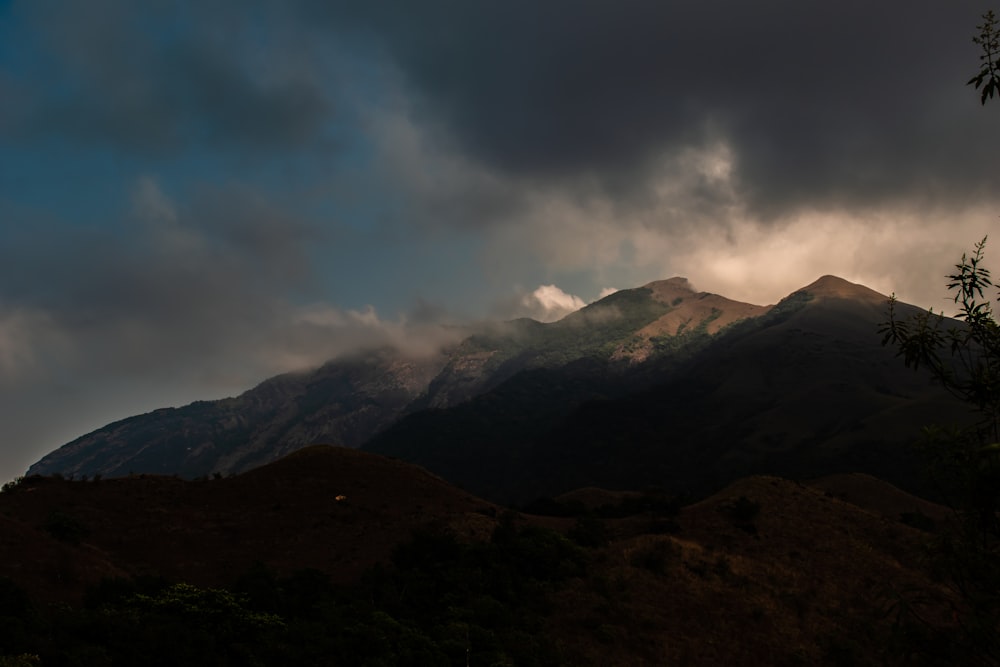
[643, 277, 772, 335]
[555, 486, 643, 510]
[0, 446, 498, 604]
[807, 472, 952, 526]
[551, 476, 954, 666]
[613, 277, 771, 363]
[0, 462, 961, 665]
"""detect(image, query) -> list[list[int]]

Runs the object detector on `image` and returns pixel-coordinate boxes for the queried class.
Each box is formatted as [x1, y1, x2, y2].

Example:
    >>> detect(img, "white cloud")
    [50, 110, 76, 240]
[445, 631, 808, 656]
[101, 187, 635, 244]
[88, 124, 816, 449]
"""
[520, 285, 587, 322]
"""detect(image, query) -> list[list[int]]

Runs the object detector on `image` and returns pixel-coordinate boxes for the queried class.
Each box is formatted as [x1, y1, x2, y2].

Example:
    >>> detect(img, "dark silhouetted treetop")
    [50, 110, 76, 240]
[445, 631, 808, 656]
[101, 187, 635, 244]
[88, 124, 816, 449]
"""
[969, 10, 1000, 105]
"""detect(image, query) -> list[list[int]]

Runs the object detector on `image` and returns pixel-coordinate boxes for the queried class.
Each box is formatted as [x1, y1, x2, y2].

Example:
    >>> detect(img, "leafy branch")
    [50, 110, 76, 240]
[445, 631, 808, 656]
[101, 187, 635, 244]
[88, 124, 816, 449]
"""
[968, 10, 1000, 105]
[880, 237, 1000, 440]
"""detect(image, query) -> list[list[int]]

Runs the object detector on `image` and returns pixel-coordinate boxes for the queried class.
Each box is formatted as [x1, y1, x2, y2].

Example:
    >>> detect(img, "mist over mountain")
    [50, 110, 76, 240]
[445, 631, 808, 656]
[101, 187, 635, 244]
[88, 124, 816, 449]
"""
[28, 275, 962, 504]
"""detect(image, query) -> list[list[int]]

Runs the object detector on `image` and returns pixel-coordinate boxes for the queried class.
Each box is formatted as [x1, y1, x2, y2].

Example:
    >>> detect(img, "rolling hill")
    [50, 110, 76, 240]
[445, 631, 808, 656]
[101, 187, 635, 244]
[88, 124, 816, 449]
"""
[0, 446, 960, 665]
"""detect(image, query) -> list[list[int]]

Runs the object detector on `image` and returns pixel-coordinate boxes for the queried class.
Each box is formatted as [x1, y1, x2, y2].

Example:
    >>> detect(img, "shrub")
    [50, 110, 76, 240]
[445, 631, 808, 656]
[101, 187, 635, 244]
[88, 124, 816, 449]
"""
[899, 511, 936, 533]
[0, 477, 24, 494]
[568, 515, 608, 548]
[721, 495, 761, 535]
[43, 509, 90, 545]
[630, 539, 679, 575]
[0, 655, 40, 667]
[727, 496, 761, 523]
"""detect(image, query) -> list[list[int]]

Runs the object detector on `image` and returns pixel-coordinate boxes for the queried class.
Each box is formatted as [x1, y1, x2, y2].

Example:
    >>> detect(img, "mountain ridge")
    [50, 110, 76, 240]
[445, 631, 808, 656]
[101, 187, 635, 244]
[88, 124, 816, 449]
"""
[27, 274, 959, 506]
[29, 273, 766, 479]
[363, 276, 963, 503]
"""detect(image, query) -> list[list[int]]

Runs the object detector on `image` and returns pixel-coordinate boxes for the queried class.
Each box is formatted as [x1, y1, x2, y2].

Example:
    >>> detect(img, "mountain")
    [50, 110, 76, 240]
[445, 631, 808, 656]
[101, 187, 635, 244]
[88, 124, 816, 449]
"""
[28, 277, 760, 480]
[364, 276, 967, 502]
[9, 276, 977, 664]
[28, 275, 965, 505]
[28, 349, 447, 478]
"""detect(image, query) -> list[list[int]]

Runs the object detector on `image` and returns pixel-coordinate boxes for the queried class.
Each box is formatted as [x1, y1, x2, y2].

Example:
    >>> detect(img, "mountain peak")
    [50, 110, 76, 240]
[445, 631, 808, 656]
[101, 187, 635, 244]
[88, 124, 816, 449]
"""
[797, 275, 887, 303]
[644, 276, 695, 292]
[642, 277, 697, 304]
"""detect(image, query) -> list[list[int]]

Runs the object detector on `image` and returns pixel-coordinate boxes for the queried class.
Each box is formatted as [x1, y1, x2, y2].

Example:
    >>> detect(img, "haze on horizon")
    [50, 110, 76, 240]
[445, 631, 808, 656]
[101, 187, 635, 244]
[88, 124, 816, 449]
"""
[1, 0, 998, 482]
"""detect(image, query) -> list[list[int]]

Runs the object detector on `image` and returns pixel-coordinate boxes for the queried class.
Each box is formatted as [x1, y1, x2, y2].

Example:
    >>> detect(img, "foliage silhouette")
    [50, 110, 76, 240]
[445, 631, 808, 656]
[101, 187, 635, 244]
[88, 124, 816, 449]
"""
[969, 11, 1000, 105]
[42, 509, 89, 545]
[881, 237, 1000, 663]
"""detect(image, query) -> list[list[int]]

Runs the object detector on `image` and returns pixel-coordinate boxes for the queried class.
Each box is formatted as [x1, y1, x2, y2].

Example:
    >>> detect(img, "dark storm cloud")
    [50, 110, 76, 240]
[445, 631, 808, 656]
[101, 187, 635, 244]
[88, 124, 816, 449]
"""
[0, 183, 312, 374]
[0, 177, 465, 480]
[0, 172, 467, 376]
[10, 0, 332, 155]
[11, 0, 994, 216]
[313, 0, 998, 219]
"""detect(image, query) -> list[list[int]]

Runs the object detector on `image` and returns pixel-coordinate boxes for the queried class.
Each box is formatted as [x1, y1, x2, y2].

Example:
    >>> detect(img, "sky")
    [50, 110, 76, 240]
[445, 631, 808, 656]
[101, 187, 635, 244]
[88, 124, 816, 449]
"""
[1, 0, 998, 482]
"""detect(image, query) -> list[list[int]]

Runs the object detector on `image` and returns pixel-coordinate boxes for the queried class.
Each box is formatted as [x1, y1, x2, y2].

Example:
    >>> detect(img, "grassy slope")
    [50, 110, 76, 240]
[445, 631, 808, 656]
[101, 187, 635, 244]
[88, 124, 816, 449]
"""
[0, 451, 958, 665]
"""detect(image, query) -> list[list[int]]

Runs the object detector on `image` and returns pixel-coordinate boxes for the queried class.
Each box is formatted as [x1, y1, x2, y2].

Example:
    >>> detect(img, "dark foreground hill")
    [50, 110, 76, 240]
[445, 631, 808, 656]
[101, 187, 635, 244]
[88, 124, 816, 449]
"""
[0, 446, 961, 665]
[2, 446, 495, 605]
